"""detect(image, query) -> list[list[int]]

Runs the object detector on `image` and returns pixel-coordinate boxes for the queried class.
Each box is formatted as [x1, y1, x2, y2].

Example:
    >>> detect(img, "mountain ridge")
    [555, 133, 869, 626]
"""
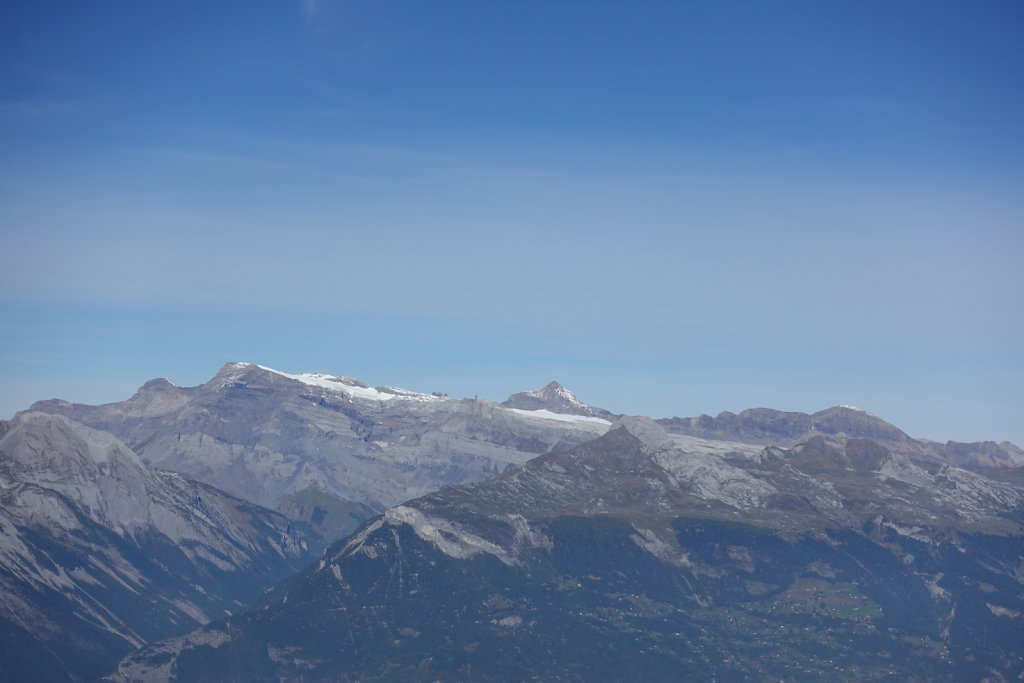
[27, 362, 613, 543]
[115, 422, 1024, 681]
[26, 362, 1022, 552]
[658, 404, 1023, 469]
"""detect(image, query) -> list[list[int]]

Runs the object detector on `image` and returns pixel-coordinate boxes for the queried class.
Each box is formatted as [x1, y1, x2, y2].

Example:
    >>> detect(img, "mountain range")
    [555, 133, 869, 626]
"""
[3, 362, 1022, 680]
[658, 406, 1024, 470]
[115, 422, 1024, 681]
[31, 363, 612, 542]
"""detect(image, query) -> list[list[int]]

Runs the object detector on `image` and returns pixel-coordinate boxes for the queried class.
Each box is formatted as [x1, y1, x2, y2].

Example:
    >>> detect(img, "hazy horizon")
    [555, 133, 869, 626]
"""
[2, 1, 1022, 445]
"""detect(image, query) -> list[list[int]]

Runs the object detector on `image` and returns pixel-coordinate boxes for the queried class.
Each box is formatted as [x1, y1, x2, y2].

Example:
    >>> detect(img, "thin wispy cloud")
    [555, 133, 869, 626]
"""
[281, 73, 418, 122]
[146, 148, 370, 184]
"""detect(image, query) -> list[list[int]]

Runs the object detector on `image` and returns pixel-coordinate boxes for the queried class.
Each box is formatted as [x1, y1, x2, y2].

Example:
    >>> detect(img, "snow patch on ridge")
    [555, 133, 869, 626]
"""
[249, 364, 442, 403]
[507, 408, 611, 426]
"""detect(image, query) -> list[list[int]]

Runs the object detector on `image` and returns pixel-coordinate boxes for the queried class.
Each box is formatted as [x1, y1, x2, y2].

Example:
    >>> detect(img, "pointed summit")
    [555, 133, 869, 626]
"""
[502, 381, 613, 418]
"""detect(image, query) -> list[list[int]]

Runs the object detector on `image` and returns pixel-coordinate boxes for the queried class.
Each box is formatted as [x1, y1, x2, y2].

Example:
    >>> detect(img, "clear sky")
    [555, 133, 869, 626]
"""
[2, 1, 1022, 445]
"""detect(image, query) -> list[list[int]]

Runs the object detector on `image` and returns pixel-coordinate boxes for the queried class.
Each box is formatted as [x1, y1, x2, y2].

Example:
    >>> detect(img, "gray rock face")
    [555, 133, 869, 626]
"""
[30, 363, 612, 542]
[502, 381, 615, 418]
[0, 412, 319, 682]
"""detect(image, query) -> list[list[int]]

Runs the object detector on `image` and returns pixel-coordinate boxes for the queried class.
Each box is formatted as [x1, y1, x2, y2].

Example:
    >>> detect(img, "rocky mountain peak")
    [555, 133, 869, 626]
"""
[516, 380, 581, 404]
[212, 360, 251, 378]
[503, 381, 613, 418]
[609, 415, 672, 450]
[138, 377, 177, 392]
[540, 380, 572, 397]
[561, 424, 648, 464]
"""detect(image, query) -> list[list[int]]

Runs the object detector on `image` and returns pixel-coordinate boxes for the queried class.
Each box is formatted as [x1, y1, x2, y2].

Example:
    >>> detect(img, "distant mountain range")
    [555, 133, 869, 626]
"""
[30, 363, 1021, 546]
[30, 363, 611, 542]
[657, 406, 1024, 469]
[4, 362, 1023, 680]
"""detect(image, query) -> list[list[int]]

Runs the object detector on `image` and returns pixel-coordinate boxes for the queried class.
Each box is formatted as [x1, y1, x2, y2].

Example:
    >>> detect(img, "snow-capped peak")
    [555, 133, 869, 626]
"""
[526, 382, 586, 409]
[502, 381, 611, 419]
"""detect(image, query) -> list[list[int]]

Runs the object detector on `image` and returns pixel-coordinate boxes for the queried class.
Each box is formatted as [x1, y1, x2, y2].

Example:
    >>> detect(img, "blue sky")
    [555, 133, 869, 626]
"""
[2, 1, 1022, 444]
